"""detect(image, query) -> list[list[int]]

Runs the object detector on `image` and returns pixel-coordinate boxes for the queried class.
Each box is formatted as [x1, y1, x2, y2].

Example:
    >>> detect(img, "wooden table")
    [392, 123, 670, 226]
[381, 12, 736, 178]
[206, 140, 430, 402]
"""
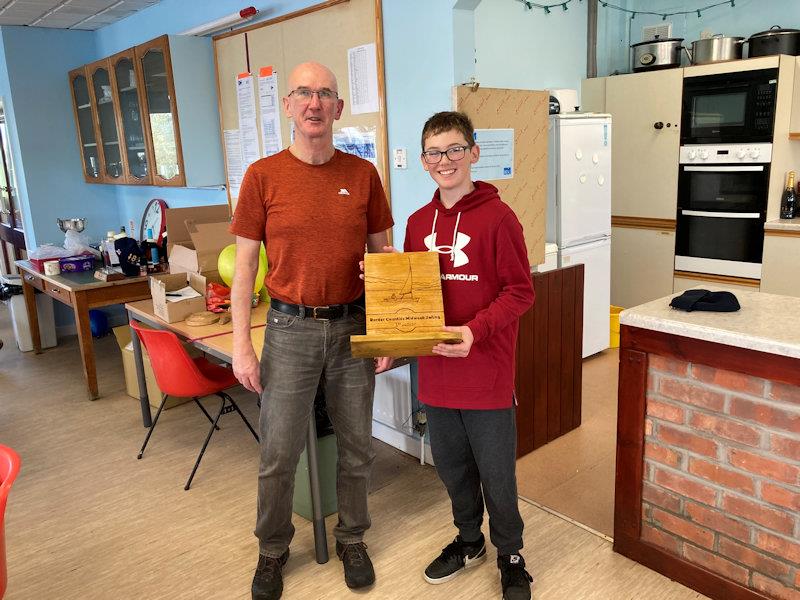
[16, 259, 150, 400]
[125, 300, 331, 564]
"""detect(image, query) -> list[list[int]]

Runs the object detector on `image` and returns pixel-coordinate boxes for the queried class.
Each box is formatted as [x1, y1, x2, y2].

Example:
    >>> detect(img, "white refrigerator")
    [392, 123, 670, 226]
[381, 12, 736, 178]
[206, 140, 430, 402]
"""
[546, 113, 612, 358]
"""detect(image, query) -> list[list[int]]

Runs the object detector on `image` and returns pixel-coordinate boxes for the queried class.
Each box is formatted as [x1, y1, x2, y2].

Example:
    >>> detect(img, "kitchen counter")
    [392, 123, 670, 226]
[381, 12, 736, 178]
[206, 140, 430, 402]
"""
[764, 218, 800, 233]
[620, 288, 800, 359]
[614, 290, 800, 600]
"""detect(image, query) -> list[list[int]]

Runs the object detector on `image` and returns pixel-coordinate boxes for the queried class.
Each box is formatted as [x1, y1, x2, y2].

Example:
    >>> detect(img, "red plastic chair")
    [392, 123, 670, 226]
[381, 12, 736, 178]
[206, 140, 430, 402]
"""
[0, 444, 21, 600]
[130, 321, 258, 490]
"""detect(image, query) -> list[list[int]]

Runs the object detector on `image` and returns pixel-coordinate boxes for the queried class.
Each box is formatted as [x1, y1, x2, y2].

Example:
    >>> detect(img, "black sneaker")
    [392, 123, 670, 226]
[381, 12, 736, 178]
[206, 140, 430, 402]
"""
[498, 554, 533, 600]
[252, 550, 289, 600]
[424, 534, 487, 584]
[336, 541, 375, 589]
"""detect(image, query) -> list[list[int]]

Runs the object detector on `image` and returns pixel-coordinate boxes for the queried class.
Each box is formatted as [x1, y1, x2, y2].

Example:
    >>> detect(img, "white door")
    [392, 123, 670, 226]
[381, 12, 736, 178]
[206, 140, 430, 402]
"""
[559, 237, 611, 358]
[556, 117, 612, 248]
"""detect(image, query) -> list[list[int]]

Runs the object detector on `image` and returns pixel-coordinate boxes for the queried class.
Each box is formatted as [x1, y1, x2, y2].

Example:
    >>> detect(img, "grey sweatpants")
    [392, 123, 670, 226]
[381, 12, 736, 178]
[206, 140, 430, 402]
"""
[425, 404, 524, 556]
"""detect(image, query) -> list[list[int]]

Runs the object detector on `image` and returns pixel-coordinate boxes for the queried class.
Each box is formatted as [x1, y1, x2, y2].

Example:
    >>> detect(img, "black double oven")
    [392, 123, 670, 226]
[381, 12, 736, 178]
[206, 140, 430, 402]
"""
[676, 68, 777, 279]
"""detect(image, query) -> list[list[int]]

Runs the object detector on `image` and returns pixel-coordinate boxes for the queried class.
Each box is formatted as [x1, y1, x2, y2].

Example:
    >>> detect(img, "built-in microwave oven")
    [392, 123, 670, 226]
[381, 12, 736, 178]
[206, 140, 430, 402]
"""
[681, 68, 778, 145]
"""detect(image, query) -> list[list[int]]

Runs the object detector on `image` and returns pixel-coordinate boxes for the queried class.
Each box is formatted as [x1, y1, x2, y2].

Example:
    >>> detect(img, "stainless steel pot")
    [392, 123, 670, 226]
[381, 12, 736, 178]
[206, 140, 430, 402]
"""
[748, 26, 800, 57]
[685, 35, 744, 65]
[631, 36, 684, 71]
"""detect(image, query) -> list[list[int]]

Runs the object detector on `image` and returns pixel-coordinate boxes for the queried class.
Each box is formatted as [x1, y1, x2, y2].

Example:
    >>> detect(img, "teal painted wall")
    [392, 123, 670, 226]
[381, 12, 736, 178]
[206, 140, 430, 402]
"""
[474, 0, 588, 95]
[0, 26, 118, 248]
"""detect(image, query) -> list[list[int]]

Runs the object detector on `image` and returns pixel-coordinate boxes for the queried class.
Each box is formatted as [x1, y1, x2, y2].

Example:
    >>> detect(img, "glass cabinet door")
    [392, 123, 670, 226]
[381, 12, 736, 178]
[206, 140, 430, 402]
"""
[138, 38, 184, 186]
[70, 69, 101, 181]
[112, 52, 151, 184]
[89, 61, 125, 182]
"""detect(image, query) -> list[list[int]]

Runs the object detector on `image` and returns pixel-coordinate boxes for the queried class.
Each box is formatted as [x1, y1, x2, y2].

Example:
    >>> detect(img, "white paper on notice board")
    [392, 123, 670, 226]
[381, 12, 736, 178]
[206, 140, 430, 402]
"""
[347, 43, 379, 115]
[236, 73, 261, 169]
[224, 129, 244, 198]
[257, 69, 283, 157]
[471, 128, 514, 181]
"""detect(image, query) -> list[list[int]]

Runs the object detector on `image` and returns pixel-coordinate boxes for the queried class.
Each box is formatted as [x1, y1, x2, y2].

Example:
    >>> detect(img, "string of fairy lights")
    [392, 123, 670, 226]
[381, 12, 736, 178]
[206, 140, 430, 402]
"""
[515, 0, 738, 20]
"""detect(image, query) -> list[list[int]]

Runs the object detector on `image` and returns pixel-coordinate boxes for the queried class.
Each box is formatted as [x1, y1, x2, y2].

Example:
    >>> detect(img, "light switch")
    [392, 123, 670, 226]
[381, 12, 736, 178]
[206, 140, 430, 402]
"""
[393, 148, 407, 169]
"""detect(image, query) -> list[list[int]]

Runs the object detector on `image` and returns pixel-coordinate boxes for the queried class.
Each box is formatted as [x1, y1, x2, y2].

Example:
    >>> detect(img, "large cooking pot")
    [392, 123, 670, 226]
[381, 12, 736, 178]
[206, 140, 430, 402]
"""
[748, 26, 800, 57]
[631, 36, 684, 71]
[686, 35, 744, 65]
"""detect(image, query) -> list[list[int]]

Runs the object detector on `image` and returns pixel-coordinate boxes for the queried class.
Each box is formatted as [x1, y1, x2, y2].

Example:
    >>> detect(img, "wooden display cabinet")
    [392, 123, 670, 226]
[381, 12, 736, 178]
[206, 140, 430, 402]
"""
[135, 35, 185, 187]
[69, 67, 103, 183]
[68, 34, 223, 188]
[109, 49, 152, 185]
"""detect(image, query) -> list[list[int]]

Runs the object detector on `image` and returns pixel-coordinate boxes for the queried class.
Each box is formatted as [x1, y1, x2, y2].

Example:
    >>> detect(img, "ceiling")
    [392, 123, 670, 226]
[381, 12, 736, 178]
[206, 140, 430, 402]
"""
[0, 0, 161, 31]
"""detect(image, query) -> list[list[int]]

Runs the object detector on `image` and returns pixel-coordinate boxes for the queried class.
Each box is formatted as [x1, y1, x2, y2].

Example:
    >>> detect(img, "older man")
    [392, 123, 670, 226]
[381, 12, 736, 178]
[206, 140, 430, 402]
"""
[230, 62, 393, 600]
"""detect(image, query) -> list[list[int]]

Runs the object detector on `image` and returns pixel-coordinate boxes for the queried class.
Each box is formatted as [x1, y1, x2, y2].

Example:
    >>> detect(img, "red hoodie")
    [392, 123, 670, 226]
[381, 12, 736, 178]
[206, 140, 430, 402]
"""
[403, 181, 535, 410]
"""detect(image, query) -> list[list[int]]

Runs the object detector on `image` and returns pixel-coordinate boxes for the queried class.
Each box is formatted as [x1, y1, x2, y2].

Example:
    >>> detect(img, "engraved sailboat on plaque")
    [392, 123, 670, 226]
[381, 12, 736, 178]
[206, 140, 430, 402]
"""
[350, 251, 461, 358]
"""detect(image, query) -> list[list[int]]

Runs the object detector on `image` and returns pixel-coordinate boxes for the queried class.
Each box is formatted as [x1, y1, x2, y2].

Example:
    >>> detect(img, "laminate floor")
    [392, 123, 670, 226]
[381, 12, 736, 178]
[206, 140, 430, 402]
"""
[516, 349, 619, 538]
[0, 308, 705, 599]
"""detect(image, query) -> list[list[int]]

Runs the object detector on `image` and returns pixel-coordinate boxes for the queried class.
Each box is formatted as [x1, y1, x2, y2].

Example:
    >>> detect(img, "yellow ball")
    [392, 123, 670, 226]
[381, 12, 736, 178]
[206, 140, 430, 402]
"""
[218, 243, 267, 294]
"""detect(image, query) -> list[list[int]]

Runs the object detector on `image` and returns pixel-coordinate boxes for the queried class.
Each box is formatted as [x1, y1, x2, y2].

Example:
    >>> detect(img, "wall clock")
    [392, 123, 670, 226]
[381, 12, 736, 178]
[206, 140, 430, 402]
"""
[140, 198, 168, 242]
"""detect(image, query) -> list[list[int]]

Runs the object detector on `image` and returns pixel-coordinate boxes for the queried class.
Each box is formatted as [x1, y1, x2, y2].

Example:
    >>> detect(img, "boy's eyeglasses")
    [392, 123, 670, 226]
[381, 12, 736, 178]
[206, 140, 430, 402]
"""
[288, 87, 339, 103]
[421, 145, 471, 164]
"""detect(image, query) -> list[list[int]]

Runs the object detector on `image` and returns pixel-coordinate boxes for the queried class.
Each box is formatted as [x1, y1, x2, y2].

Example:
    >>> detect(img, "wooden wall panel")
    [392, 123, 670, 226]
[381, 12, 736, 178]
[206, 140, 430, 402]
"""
[515, 264, 584, 458]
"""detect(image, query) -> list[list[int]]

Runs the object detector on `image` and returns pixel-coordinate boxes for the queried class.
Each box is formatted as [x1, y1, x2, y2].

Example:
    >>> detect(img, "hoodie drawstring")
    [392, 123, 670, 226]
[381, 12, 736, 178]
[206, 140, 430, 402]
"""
[429, 208, 462, 264]
[450, 212, 461, 264]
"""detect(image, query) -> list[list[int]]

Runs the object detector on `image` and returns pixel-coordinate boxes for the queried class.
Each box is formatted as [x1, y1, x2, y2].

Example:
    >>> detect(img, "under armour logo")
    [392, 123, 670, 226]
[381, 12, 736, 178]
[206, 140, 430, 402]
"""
[338, 188, 350, 196]
[424, 232, 471, 267]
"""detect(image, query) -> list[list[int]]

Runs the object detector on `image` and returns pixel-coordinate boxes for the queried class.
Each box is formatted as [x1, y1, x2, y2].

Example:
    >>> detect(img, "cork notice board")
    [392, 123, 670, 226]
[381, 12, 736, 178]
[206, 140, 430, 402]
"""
[213, 0, 389, 214]
[455, 86, 548, 267]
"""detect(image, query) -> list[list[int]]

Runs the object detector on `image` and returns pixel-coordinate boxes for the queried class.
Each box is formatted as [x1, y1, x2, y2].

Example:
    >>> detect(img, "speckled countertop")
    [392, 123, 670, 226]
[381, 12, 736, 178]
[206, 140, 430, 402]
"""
[764, 218, 800, 232]
[620, 289, 800, 359]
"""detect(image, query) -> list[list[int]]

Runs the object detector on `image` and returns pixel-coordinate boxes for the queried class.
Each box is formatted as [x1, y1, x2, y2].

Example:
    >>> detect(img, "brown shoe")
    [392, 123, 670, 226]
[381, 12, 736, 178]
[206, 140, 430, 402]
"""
[336, 541, 375, 589]
[252, 549, 289, 600]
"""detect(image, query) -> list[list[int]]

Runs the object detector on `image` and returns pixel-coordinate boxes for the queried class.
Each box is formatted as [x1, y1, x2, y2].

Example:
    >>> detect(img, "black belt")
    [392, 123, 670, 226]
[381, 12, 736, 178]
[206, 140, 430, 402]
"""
[270, 297, 364, 320]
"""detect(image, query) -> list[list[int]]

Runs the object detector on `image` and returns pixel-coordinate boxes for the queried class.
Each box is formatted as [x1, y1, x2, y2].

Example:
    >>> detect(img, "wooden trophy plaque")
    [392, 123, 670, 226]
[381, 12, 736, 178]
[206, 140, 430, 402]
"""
[350, 251, 461, 358]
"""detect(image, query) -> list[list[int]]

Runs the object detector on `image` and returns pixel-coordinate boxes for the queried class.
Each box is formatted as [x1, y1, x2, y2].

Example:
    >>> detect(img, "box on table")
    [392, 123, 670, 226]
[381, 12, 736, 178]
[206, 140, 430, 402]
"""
[112, 325, 195, 410]
[150, 272, 207, 323]
[30, 257, 60, 273]
[58, 254, 95, 273]
[166, 205, 233, 284]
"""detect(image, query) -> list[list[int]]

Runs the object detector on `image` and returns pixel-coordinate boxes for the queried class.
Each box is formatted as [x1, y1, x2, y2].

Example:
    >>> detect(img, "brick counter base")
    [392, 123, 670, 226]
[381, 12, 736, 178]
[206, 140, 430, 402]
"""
[643, 355, 800, 600]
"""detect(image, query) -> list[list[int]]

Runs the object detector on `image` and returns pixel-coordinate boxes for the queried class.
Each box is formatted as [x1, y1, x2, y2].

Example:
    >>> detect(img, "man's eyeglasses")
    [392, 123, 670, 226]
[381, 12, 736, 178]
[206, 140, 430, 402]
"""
[288, 87, 339, 102]
[421, 145, 472, 164]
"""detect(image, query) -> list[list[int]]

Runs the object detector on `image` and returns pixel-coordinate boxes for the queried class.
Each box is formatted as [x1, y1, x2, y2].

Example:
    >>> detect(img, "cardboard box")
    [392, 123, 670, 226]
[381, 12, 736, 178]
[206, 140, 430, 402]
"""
[150, 272, 207, 323]
[112, 325, 194, 410]
[166, 205, 233, 283]
[59, 254, 95, 273]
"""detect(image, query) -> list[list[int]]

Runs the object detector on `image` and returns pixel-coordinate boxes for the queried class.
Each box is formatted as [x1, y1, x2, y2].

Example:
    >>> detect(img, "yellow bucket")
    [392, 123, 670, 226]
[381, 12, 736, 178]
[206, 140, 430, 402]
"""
[610, 305, 623, 348]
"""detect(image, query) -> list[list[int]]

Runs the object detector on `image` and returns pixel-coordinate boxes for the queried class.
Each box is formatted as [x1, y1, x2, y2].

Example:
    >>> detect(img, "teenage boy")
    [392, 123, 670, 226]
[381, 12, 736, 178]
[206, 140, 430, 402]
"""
[403, 111, 536, 600]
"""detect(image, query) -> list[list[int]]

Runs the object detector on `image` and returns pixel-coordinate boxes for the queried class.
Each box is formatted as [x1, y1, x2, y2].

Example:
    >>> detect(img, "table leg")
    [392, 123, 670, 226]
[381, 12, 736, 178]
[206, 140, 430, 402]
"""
[20, 275, 42, 354]
[73, 292, 99, 400]
[307, 416, 328, 564]
[128, 313, 152, 428]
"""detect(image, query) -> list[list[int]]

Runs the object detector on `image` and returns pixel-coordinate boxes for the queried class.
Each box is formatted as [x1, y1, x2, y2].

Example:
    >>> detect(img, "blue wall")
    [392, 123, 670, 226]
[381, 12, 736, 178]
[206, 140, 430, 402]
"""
[597, 0, 800, 75]
[474, 0, 588, 94]
[0, 27, 118, 248]
[383, 0, 456, 245]
[0, 0, 592, 255]
[93, 1, 325, 233]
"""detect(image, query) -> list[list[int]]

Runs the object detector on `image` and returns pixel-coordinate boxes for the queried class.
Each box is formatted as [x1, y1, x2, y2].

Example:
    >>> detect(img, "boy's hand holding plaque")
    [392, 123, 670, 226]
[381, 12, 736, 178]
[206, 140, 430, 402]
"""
[350, 252, 461, 358]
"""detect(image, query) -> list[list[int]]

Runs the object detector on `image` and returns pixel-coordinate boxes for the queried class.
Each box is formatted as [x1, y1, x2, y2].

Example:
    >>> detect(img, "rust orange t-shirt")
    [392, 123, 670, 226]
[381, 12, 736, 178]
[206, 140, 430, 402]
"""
[230, 149, 393, 306]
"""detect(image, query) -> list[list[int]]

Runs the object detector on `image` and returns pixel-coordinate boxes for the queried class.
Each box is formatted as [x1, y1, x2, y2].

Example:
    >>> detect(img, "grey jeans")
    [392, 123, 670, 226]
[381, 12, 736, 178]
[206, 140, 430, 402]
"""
[425, 405, 524, 556]
[255, 305, 376, 557]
